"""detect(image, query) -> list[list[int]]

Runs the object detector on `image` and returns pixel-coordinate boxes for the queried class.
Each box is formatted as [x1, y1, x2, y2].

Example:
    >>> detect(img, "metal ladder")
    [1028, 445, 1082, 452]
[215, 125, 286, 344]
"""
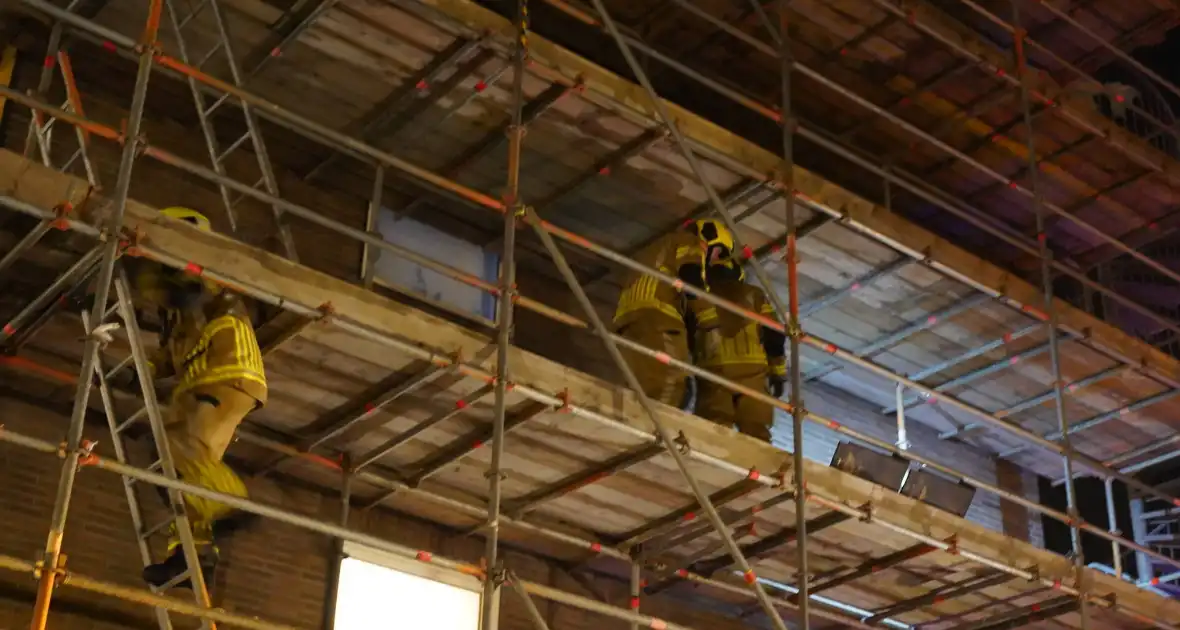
[25, 49, 101, 188]
[79, 265, 221, 630]
[163, 0, 298, 261]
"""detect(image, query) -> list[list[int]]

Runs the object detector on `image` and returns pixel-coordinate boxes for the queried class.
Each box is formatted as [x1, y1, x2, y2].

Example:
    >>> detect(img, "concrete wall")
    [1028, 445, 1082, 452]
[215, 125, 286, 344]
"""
[0, 395, 757, 630]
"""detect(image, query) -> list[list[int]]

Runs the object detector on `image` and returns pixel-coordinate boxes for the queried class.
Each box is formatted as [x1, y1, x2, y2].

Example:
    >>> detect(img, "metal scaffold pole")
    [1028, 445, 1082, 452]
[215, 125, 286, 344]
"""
[4, 1, 1180, 624]
[775, 0, 808, 625]
[1106, 477, 1123, 580]
[1010, 2, 1088, 626]
[522, 221, 795, 630]
[27, 2, 161, 626]
[507, 571, 553, 630]
[481, 0, 529, 625]
[12, 70, 1180, 579]
[541, 0, 802, 626]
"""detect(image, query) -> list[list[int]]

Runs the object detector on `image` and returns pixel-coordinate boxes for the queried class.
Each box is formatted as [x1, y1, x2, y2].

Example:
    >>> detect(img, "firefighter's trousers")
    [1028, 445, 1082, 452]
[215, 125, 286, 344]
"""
[618, 314, 690, 407]
[697, 365, 773, 442]
[163, 382, 257, 550]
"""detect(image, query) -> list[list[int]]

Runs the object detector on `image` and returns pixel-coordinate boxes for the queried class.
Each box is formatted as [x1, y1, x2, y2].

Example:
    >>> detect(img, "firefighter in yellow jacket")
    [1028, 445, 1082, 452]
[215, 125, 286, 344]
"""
[132, 207, 266, 589]
[613, 219, 733, 408]
[694, 255, 785, 442]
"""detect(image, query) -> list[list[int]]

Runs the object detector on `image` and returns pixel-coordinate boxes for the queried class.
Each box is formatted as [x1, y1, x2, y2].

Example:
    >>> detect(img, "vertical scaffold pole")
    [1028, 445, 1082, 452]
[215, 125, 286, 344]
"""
[1105, 477, 1122, 579]
[558, 0, 796, 626]
[28, 3, 161, 628]
[323, 459, 353, 630]
[1010, 3, 1088, 626]
[507, 571, 553, 630]
[481, 0, 528, 627]
[777, 0, 808, 625]
[629, 553, 641, 630]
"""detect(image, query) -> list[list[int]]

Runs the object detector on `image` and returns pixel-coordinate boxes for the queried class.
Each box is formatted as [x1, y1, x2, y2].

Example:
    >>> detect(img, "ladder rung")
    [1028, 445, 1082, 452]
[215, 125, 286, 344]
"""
[203, 93, 231, 118]
[61, 148, 82, 172]
[103, 355, 135, 382]
[216, 132, 251, 164]
[158, 568, 193, 592]
[141, 516, 175, 540]
[196, 42, 224, 70]
[176, 0, 211, 30]
[228, 177, 265, 208]
[114, 407, 147, 434]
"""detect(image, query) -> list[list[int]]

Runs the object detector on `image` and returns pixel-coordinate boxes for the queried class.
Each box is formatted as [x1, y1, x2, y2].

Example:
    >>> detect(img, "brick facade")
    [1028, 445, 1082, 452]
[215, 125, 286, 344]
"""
[0, 396, 755, 630]
[2, 43, 1044, 607]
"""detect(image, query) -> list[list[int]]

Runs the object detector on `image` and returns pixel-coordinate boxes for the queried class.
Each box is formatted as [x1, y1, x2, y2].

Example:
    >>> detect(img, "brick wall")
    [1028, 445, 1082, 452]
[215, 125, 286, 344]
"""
[0, 395, 758, 630]
[2, 47, 1045, 557]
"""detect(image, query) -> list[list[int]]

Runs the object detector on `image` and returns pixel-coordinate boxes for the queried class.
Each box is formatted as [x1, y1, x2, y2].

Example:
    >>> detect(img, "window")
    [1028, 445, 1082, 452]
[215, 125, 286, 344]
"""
[334, 541, 482, 630]
[371, 209, 500, 323]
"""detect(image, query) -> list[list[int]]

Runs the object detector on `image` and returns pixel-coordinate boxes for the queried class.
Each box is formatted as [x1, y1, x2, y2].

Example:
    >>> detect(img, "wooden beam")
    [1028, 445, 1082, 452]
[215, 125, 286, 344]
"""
[4, 151, 1179, 623]
[409, 0, 1180, 384]
[896, 0, 1180, 193]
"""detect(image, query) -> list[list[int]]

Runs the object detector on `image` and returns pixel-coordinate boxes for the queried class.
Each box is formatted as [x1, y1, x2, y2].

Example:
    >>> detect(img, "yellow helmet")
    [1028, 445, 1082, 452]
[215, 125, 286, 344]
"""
[159, 206, 212, 232]
[691, 219, 734, 251]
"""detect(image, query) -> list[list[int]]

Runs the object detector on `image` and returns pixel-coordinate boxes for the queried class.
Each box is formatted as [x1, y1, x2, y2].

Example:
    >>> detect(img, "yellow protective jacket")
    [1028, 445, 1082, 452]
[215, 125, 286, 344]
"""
[148, 290, 268, 405]
[614, 231, 706, 328]
[696, 280, 786, 374]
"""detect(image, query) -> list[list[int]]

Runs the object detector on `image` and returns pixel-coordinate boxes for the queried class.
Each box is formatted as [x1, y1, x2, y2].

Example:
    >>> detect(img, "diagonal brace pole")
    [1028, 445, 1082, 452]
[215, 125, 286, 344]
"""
[574, 0, 806, 623]
[524, 208, 792, 630]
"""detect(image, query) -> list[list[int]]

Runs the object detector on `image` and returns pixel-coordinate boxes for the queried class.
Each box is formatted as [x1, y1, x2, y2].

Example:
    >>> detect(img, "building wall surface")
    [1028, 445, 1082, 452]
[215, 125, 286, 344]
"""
[0, 396, 760, 630]
[773, 382, 1045, 548]
[2, 44, 1043, 585]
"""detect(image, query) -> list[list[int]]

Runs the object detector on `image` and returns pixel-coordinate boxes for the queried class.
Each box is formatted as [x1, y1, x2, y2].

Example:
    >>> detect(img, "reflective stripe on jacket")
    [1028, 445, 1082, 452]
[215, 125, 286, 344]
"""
[614, 232, 705, 328]
[151, 292, 268, 404]
[697, 281, 777, 369]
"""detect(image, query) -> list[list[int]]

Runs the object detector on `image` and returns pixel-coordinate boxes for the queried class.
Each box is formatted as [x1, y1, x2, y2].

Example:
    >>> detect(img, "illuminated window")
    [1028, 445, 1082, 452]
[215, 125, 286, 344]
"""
[373, 210, 500, 323]
[334, 541, 482, 630]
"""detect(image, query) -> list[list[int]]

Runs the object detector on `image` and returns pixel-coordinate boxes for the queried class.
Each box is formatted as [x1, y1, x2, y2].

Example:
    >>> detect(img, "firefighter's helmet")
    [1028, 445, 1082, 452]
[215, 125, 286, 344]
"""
[690, 219, 734, 252]
[159, 207, 212, 232]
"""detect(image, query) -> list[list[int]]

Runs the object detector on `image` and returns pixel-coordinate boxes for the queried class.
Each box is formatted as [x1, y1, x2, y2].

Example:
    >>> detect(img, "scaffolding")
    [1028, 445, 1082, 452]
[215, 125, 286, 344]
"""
[1, 0, 1180, 628]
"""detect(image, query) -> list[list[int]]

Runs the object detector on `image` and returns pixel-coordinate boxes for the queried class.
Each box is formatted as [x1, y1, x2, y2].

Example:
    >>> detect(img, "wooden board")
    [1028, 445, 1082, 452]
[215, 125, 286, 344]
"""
[3, 150, 1179, 627]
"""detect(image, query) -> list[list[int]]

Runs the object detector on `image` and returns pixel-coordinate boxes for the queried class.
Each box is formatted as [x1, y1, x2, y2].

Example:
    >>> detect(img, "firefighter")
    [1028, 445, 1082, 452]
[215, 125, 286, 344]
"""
[613, 219, 733, 408]
[693, 254, 785, 442]
[132, 207, 266, 590]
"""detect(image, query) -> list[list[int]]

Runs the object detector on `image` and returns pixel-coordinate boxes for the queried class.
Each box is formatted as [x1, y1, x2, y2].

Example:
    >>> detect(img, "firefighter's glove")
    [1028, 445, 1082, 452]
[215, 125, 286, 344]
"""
[768, 373, 785, 399]
[768, 359, 787, 398]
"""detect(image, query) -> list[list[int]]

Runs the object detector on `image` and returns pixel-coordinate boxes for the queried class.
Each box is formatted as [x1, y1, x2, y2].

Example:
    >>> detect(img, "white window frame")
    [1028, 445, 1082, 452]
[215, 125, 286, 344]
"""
[335, 541, 483, 630]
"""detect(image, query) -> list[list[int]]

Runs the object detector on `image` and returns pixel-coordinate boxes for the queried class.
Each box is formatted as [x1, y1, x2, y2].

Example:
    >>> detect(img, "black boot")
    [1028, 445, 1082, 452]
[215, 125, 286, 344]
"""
[211, 511, 260, 539]
[142, 545, 218, 590]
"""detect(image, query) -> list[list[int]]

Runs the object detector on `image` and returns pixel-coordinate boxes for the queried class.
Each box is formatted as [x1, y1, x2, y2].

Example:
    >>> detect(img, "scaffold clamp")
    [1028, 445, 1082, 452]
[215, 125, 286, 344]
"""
[118, 225, 145, 258]
[50, 199, 75, 231]
[77, 439, 99, 467]
[33, 552, 68, 586]
[86, 322, 122, 346]
[315, 301, 336, 322]
[556, 389, 572, 413]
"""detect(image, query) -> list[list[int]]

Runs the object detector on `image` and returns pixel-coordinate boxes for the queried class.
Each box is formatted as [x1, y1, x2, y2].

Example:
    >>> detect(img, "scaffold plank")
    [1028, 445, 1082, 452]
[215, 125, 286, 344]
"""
[405, 0, 1180, 390]
[3, 149, 1180, 626]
